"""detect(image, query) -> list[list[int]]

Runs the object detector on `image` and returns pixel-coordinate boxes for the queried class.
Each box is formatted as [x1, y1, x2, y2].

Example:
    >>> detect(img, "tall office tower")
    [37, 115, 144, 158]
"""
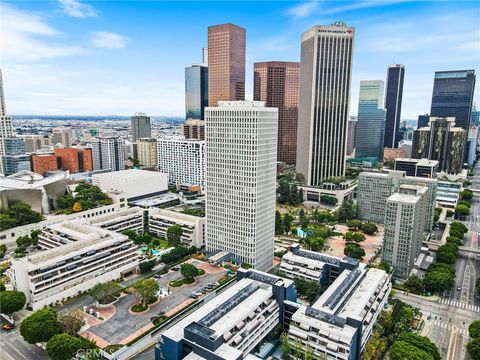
[0, 70, 13, 138]
[471, 103, 480, 126]
[91, 137, 125, 172]
[430, 70, 476, 130]
[135, 138, 157, 168]
[467, 126, 478, 167]
[157, 139, 205, 186]
[185, 49, 208, 120]
[412, 117, 466, 174]
[253, 61, 299, 165]
[296, 22, 355, 186]
[417, 114, 430, 129]
[383, 185, 427, 279]
[131, 112, 151, 143]
[183, 119, 205, 140]
[205, 101, 277, 271]
[383, 65, 405, 148]
[207, 23, 246, 106]
[346, 116, 357, 155]
[354, 80, 386, 160]
[51, 128, 71, 148]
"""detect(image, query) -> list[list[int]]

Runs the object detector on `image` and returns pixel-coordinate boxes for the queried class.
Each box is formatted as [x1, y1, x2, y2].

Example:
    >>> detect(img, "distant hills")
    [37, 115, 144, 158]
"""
[11, 115, 185, 124]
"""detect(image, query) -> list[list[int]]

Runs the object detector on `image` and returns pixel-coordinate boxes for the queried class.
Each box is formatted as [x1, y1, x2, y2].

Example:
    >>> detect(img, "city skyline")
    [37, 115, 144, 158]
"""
[1, 0, 479, 117]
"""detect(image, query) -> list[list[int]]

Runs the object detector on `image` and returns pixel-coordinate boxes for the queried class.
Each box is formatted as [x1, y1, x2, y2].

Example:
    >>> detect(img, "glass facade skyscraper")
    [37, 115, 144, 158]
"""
[131, 112, 151, 142]
[430, 70, 476, 130]
[383, 65, 405, 148]
[185, 65, 208, 120]
[355, 80, 387, 160]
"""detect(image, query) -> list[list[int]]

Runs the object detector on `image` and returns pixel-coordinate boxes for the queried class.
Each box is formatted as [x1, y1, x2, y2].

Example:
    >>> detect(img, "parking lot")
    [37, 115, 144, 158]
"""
[82, 260, 226, 346]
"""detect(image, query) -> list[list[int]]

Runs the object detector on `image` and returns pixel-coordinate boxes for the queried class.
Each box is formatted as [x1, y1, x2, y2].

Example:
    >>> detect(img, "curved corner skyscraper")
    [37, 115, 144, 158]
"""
[296, 23, 355, 186]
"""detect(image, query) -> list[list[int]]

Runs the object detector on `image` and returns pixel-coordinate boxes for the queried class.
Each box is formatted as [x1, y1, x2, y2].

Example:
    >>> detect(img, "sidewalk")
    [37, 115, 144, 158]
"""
[395, 291, 440, 302]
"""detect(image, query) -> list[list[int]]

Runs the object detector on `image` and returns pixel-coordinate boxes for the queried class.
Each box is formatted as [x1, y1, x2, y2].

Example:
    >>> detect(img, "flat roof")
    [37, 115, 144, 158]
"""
[92, 169, 168, 181]
[387, 192, 421, 204]
[130, 192, 179, 207]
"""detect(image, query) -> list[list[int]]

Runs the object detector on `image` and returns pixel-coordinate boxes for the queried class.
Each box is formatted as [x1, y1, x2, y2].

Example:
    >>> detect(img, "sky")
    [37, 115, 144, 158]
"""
[1, 0, 479, 119]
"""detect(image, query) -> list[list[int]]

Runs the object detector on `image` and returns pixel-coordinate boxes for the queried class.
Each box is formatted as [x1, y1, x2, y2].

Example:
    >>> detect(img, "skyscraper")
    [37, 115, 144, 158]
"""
[430, 70, 476, 130]
[131, 112, 151, 142]
[185, 49, 208, 120]
[296, 23, 355, 186]
[346, 116, 357, 156]
[354, 80, 386, 160]
[0, 69, 13, 138]
[253, 61, 299, 165]
[207, 24, 245, 106]
[412, 117, 466, 174]
[383, 64, 405, 148]
[183, 119, 205, 140]
[92, 137, 125, 172]
[51, 128, 71, 148]
[205, 101, 277, 271]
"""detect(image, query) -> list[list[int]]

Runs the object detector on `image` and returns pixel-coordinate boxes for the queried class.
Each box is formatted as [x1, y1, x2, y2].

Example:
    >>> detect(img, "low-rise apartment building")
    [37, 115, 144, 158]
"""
[148, 208, 204, 248]
[87, 206, 144, 234]
[10, 221, 139, 310]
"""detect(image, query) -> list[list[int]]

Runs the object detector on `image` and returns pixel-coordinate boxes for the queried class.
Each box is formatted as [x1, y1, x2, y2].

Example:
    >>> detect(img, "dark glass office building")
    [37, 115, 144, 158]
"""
[383, 64, 405, 148]
[417, 114, 430, 129]
[430, 70, 476, 130]
[185, 65, 208, 120]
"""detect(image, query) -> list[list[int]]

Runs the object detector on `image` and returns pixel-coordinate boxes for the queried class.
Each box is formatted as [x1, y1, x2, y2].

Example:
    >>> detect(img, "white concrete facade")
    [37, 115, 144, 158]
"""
[91, 137, 125, 172]
[205, 101, 277, 271]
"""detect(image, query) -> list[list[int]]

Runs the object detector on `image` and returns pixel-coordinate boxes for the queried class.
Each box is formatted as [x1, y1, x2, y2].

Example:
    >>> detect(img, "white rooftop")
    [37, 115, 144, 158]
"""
[92, 169, 168, 181]
[387, 191, 421, 204]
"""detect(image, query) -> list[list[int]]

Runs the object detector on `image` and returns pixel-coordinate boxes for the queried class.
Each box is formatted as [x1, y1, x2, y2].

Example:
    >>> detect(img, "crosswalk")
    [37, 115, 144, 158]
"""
[432, 320, 470, 336]
[438, 298, 480, 312]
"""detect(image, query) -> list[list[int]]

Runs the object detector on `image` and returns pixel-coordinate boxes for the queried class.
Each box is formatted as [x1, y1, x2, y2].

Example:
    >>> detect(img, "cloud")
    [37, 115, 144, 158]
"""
[1, 4, 87, 62]
[286, 0, 319, 18]
[90, 31, 129, 49]
[322, 0, 408, 15]
[57, 0, 98, 18]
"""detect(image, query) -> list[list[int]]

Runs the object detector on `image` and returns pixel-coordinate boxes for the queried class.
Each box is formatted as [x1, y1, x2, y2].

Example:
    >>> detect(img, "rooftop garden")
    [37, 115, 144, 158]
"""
[54, 182, 113, 215]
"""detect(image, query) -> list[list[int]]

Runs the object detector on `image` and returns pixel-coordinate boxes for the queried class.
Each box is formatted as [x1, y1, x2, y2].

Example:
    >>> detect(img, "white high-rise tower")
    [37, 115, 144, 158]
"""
[205, 101, 277, 271]
[296, 22, 355, 186]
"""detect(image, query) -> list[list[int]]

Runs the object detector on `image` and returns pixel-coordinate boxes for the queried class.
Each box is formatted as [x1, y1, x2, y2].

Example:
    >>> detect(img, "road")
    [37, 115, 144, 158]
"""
[394, 292, 476, 360]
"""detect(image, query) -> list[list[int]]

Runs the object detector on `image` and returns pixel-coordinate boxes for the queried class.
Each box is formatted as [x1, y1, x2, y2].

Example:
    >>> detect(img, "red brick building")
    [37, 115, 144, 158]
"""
[31, 154, 59, 176]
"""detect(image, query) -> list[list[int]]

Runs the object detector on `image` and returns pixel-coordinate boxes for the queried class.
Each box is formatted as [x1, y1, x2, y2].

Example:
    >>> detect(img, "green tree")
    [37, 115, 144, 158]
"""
[275, 211, 284, 235]
[20, 307, 61, 344]
[436, 243, 459, 265]
[320, 195, 338, 205]
[424, 263, 455, 293]
[89, 281, 123, 304]
[56, 195, 75, 210]
[461, 189, 473, 201]
[308, 237, 324, 252]
[344, 231, 365, 243]
[122, 229, 138, 241]
[4, 202, 43, 227]
[0, 214, 17, 231]
[458, 200, 472, 208]
[0, 290, 26, 314]
[46, 333, 84, 360]
[467, 338, 480, 360]
[476, 277, 480, 295]
[377, 261, 392, 274]
[405, 275, 423, 294]
[58, 310, 84, 336]
[283, 213, 293, 235]
[469, 320, 480, 339]
[139, 260, 156, 273]
[455, 204, 470, 217]
[132, 279, 159, 307]
[389, 340, 434, 360]
[337, 199, 356, 221]
[346, 219, 362, 230]
[277, 179, 291, 204]
[0, 244, 7, 259]
[166, 224, 183, 247]
[180, 263, 199, 280]
[397, 332, 440, 360]
[344, 243, 365, 259]
[293, 277, 320, 303]
[446, 236, 463, 246]
[280, 333, 291, 360]
[360, 222, 378, 235]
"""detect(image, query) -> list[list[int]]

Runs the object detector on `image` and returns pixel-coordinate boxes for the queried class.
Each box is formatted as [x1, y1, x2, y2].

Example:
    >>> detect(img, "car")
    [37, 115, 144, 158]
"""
[189, 294, 197, 299]
[171, 266, 180, 271]
[1, 324, 14, 330]
[457, 286, 462, 291]
[153, 274, 161, 279]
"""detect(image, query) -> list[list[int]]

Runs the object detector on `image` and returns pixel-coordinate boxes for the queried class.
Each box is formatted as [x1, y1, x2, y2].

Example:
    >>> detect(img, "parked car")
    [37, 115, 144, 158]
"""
[189, 294, 197, 299]
[2, 324, 14, 330]
[171, 266, 180, 271]
[153, 274, 161, 279]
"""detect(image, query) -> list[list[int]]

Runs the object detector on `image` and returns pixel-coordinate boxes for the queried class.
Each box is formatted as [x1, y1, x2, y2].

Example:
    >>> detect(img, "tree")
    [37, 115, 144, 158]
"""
[0, 214, 17, 231]
[180, 263, 199, 280]
[360, 222, 378, 235]
[461, 189, 473, 201]
[0, 290, 26, 314]
[160, 246, 192, 264]
[469, 320, 480, 339]
[436, 243, 459, 265]
[424, 263, 455, 293]
[397, 332, 440, 360]
[166, 224, 183, 247]
[344, 231, 366, 243]
[467, 338, 480, 360]
[455, 204, 470, 217]
[344, 243, 365, 259]
[377, 261, 392, 274]
[0, 283, 5, 292]
[320, 195, 338, 205]
[389, 340, 435, 360]
[277, 179, 291, 204]
[446, 236, 463, 246]
[458, 200, 472, 208]
[139, 260, 156, 273]
[346, 219, 362, 230]
[0, 203, 43, 230]
[132, 279, 159, 307]
[293, 277, 320, 303]
[450, 221, 468, 236]
[405, 275, 423, 294]
[477, 277, 480, 295]
[58, 310, 84, 336]
[0, 244, 7, 259]
[46, 333, 85, 360]
[89, 281, 123, 304]
[283, 213, 293, 235]
[20, 307, 61, 344]
[280, 333, 291, 359]
[307, 237, 324, 252]
[122, 229, 137, 241]
[337, 199, 356, 221]
[275, 211, 283, 236]
[72, 202, 82, 212]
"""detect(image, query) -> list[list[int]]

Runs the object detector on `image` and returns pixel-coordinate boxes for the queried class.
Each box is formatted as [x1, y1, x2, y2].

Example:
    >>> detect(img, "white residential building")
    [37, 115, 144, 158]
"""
[205, 101, 277, 271]
[91, 137, 125, 172]
[157, 139, 205, 187]
[10, 221, 139, 310]
[148, 208, 205, 248]
[92, 169, 168, 201]
[87, 206, 144, 234]
[383, 185, 427, 279]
